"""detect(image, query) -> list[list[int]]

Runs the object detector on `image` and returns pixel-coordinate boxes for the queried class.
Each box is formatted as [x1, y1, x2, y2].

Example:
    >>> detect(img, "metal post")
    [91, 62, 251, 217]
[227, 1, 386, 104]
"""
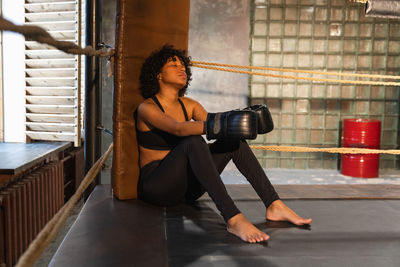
[84, 0, 102, 200]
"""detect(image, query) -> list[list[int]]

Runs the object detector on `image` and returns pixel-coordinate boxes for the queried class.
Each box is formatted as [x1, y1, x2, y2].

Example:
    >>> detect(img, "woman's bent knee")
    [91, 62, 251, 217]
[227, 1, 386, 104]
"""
[182, 135, 205, 143]
[181, 135, 207, 151]
[141, 190, 185, 207]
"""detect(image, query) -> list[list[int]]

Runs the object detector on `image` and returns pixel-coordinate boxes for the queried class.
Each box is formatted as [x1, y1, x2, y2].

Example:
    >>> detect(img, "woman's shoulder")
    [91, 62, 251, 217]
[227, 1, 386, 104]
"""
[179, 96, 201, 107]
[139, 97, 156, 106]
[137, 98, 157, 115]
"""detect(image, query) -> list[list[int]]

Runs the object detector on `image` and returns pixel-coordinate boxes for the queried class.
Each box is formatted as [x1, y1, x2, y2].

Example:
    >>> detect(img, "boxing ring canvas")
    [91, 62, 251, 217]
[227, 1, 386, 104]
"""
[113, 0, 190, 199]
[50, 184, 400, 267]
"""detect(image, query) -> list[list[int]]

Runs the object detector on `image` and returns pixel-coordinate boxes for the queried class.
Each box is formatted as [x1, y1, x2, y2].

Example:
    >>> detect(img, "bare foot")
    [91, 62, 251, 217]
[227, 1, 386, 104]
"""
[227, 213, 270, 243]
[266, 200, 312, 226]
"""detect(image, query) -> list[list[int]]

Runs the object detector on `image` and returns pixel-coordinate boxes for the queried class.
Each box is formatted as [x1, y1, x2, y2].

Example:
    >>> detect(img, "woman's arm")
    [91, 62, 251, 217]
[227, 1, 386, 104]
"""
[184, 97, 208, 121]
[137, 102, 204, 136]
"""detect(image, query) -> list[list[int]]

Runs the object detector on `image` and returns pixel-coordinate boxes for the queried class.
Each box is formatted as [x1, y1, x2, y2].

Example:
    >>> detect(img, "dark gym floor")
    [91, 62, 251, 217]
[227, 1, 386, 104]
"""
[49, 184, 400, 267]
[167, 199, 400, 267]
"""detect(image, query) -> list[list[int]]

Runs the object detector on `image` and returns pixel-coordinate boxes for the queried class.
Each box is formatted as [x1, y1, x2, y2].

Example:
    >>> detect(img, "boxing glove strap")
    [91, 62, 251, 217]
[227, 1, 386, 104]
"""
[213, 113, 222, 135]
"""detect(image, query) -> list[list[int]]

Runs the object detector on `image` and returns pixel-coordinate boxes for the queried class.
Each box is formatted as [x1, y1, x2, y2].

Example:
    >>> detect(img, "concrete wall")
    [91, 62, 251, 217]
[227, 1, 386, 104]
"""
[188, 0, 251, 112]
[100, 0, 116, 184]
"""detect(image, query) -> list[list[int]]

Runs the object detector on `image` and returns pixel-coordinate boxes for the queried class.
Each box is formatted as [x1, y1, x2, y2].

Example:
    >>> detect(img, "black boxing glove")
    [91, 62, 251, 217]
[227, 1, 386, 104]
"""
[206, 110, 258, 140]
[243, 104, 274, 134]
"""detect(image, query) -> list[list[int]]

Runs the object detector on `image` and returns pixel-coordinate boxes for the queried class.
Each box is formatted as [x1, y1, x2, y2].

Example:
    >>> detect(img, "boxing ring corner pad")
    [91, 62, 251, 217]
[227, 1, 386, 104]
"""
[112, 0, 190, 200]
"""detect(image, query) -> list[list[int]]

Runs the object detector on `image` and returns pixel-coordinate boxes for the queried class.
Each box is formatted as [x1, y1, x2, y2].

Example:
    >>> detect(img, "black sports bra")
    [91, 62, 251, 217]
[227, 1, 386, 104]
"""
[135, 96, 189, 150]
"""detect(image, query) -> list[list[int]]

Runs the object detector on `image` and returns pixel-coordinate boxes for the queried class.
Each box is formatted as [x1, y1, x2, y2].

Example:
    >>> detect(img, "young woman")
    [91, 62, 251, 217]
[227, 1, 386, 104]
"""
[135, 45, 312, 243]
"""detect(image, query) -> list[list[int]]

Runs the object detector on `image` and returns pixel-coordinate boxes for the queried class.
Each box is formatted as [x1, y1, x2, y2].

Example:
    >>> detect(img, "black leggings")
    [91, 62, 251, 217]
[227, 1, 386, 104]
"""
[138, 136, 280, 222]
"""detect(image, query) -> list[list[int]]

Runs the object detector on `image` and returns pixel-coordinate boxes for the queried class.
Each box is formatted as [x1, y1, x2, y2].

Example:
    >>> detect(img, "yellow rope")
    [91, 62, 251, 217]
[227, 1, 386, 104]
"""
[192, 60, 400, 80]
[15, 143, 114, 267]
[249, 145, 400, 155]
[349, 0, 367, 3]
[192, 64, 400, 87]
[0, 16, 114, 57]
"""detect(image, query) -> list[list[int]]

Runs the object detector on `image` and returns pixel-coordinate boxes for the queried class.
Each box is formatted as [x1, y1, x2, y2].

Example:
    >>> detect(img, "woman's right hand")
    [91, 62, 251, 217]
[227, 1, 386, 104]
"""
[205, 110, 258, 140]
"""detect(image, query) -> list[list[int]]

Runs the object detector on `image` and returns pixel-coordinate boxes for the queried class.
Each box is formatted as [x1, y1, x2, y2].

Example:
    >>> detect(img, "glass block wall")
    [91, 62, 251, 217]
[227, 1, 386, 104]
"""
[249, 0, 400, 169]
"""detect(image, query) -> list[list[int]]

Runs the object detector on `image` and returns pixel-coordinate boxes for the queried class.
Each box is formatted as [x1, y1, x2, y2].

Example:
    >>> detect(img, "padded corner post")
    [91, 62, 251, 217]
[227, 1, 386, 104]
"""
[113, 0, 190, 199]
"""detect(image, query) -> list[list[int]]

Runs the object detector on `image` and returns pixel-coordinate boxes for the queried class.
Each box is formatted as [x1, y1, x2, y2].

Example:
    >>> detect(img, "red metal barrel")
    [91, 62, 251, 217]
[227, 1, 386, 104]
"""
[341, 118, 381, 178]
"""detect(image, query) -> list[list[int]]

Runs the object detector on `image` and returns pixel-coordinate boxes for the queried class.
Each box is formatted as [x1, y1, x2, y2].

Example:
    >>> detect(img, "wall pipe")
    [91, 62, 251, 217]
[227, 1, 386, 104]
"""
[84, 0, 102, 200]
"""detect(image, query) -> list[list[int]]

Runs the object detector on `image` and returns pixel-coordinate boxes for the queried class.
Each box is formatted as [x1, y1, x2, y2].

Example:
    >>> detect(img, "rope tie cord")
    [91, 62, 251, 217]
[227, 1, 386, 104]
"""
[15, 143, 114, 267]
[0, 16, 114, 57]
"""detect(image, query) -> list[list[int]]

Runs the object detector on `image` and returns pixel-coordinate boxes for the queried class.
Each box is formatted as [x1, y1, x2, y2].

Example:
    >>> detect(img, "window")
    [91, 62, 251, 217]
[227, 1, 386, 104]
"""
[250, 0, 400, 169]
[23, 0, 85, 146]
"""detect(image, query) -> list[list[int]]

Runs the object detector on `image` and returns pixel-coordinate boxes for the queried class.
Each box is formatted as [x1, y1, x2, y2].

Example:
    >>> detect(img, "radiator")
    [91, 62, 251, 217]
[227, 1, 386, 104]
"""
[0, 161, 64, 267]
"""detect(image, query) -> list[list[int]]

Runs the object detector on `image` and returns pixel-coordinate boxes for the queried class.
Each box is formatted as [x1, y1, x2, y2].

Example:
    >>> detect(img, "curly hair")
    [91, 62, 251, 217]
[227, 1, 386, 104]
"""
[139, 44, 192, 99]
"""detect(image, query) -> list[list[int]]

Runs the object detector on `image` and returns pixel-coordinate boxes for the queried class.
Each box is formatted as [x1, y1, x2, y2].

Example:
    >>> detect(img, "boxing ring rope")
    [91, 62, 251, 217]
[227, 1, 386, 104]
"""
[0, 16, 114, 57]
[249, 145, 400, 155]
[1, 15, 399, 82]
[2, 15, 400, 265]
[190, 61, 400, 153]
[15, 143, 113, 267]
[191, 62, 400, 87]
[192, 60, 400, 81]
